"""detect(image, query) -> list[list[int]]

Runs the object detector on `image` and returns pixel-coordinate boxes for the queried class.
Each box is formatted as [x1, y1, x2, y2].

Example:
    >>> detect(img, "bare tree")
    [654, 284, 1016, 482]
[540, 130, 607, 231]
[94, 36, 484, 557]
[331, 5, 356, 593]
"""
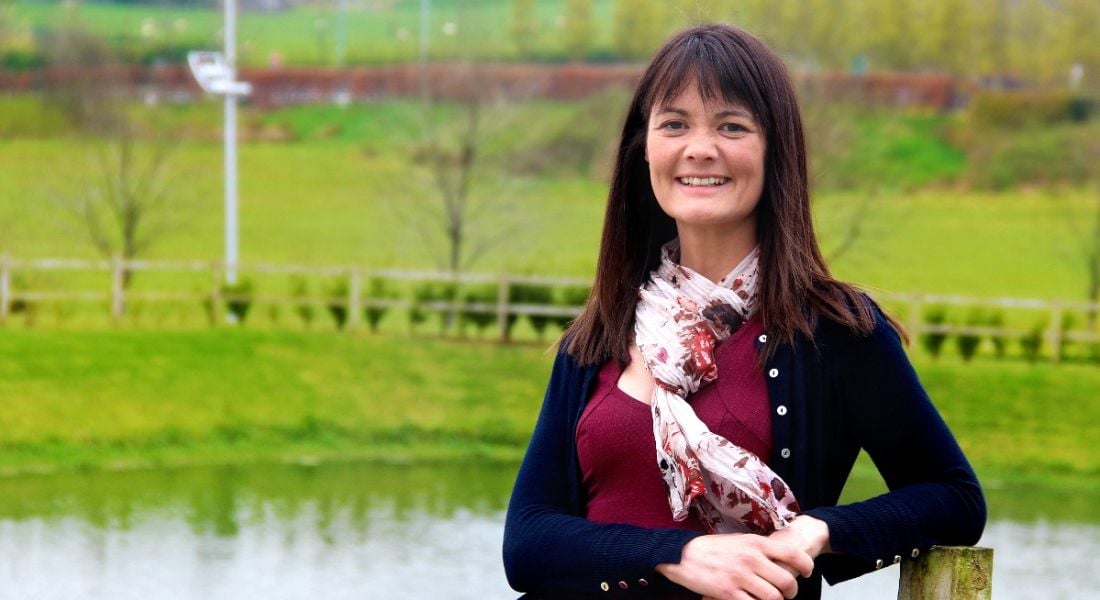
[53, 123, 178, 290]
[394, 64, 527, 277]
[43, 20, 184, 296]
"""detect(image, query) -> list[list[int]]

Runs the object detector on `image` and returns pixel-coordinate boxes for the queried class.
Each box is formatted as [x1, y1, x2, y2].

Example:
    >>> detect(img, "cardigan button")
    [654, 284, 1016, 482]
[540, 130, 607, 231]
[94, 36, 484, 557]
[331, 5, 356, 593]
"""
[893, 555, 902, 564]
[911, 548, 920, 558]
[600, 582, 610, 592]
[768, 368, 779, 378]
[758, 334, 767, 343]
[637, 579, 649, 587]
[776, 405, 788, 416]
[780, 448, 791, 459]
[618, 581, 629, 589]
[874, 559, 884, 569]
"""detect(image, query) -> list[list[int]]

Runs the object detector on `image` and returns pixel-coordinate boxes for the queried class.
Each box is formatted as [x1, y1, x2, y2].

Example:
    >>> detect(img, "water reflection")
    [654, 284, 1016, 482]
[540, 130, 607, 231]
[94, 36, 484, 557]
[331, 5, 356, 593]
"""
[0, 463, 1097, 599]
[0, 462, 517, 600]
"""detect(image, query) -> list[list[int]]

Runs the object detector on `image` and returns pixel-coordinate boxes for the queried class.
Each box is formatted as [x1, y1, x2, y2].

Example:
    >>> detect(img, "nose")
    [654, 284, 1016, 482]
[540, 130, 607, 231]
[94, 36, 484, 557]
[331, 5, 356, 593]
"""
[684, 130, 718, 162]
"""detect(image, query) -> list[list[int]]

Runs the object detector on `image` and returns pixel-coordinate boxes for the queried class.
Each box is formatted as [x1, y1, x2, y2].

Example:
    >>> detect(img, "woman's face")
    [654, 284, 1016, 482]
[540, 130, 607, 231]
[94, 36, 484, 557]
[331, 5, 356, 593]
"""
[645, 83, 766, 239]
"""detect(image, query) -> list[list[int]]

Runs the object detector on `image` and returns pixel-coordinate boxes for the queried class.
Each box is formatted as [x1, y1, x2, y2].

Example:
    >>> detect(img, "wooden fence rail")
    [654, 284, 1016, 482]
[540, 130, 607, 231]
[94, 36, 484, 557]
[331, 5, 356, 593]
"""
[1, 256, 1097, 360]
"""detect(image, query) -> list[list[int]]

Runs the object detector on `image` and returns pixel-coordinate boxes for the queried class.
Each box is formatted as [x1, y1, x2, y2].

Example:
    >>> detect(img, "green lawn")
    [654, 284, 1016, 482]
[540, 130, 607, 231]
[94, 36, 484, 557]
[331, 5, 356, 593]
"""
[0, 329, 1096, 486]
[8, 0, 627, 66]
[2, 131, 1095, 300]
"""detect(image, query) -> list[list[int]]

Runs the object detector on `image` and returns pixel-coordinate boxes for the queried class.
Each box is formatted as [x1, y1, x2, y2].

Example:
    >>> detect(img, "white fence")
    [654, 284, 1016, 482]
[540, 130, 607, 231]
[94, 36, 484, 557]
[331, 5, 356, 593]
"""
[1, 256, 1097, 362]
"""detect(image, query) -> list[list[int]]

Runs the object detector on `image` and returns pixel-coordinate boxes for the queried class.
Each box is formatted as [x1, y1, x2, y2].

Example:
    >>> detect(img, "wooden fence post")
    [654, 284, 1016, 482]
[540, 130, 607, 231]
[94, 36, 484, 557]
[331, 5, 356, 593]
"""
[908, 293, 922, 342]
[110, 255, 125, 320]
[497, 275, 511, 343]
[898, 546, 993, 600]
[0, 254, 9, 324]
[348, 268, 362, 330]
[1048, 301, 1063, 364]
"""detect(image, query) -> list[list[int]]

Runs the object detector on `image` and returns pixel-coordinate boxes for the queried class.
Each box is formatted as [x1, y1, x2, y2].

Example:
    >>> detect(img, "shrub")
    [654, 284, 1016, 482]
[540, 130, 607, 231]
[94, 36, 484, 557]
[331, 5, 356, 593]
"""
[1020, 319, 1046, 363]
[6, 274, 34, 325]
[552, 285, 590, 331]
[409, 282, 457, 334]
[291, 276, 315, 328]
[1088, 341, 1100, 365]
[987, 311, 1007, 358]
[223, 279, 254, 324]
[511, 282, 554, 340]
[1059, 311, 1079, 360]
[956, 120, 1099, 190]
[364, 277, 396, 333]
[461, 284, 497, 337]
[267, 303, 281, 326]
[920, 304, 950, 359]
[956, 308, 984, 362]
[326, 278, 349, 330]
[969, 90, 1094, 128]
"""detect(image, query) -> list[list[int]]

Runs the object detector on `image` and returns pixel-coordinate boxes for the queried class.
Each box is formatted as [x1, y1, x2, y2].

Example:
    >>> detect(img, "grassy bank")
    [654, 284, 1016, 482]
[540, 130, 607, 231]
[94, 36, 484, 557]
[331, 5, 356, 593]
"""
[1, 329, 1097, 488]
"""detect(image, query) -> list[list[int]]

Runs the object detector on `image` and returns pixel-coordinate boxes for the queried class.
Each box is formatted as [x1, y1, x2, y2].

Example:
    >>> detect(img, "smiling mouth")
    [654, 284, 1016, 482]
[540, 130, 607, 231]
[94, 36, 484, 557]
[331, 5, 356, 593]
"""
[677, 177, 728, 187]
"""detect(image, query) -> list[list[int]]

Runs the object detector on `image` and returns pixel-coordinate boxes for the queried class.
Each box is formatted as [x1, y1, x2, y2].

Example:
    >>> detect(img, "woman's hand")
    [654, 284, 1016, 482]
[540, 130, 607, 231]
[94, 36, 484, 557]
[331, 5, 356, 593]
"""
[656, 533, 814, 600]
[768, 515, 831, 559]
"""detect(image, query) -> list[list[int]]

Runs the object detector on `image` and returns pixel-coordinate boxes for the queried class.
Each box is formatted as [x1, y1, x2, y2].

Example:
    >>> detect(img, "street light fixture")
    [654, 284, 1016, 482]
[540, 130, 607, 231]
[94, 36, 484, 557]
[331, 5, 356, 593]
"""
[186, 0, 251, 287]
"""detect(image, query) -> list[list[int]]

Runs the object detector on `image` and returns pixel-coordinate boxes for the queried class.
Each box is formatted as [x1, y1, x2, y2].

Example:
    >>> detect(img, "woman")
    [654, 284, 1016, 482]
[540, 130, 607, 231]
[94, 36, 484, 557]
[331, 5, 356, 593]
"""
[503, 24, 985, 600]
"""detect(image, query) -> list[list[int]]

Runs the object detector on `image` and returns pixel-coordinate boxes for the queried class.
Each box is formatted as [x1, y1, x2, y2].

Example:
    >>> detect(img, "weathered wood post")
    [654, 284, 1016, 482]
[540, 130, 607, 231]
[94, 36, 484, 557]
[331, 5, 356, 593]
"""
[898, 546, 993, 600]
[497, 275, 511, 343]
[0, 254, 9, 324]
[908, 293, 922, 342]
[110, 255, 125, 320]
[348, 267, 362, 330]
[1048, 301, 1063, 364]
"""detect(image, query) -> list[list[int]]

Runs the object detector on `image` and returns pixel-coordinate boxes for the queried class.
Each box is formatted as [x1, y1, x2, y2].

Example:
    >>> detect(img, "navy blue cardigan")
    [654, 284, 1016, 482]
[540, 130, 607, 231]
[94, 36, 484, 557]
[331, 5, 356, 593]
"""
[503, 306, 986, 599]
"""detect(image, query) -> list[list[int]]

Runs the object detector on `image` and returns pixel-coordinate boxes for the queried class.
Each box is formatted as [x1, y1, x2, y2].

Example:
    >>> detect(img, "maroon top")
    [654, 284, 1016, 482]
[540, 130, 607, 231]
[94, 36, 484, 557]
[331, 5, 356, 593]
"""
[576, 318, 772, 531]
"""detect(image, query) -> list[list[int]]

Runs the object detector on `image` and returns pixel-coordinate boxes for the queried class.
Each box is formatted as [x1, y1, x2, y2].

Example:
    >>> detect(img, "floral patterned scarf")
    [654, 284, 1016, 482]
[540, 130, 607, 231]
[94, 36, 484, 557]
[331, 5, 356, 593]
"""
[634, 240, 800, 534]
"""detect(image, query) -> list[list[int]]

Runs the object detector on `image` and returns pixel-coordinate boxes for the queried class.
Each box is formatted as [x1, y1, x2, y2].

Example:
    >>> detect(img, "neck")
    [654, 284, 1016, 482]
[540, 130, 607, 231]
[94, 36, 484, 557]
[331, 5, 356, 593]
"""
[676, 223, 758, 282]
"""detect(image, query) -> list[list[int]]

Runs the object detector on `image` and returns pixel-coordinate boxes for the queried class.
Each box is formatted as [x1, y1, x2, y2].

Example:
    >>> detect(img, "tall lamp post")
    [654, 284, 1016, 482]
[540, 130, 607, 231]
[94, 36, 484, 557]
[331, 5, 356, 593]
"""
[187, 0, 251, 286]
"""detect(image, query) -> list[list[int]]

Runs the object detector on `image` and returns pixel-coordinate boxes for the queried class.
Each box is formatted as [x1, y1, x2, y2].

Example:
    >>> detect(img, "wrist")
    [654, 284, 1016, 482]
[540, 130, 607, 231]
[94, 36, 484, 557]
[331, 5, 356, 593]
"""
[794, 515, 831, 556]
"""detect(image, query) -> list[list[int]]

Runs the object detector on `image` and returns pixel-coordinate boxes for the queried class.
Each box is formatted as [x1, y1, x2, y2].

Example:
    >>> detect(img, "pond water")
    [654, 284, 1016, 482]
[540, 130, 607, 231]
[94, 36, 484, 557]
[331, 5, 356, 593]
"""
[0, 462, 1096, 599]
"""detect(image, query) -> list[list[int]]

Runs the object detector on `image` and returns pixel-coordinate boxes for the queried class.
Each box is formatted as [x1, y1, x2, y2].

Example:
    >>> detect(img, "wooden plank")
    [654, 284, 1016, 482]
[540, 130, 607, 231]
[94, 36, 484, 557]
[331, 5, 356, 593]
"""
[898, 546, 993, 600]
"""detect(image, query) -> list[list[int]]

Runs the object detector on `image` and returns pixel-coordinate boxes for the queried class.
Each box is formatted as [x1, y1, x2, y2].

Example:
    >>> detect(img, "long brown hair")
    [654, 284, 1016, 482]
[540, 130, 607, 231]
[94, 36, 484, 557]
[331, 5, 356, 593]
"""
[565, 24, 887, 366]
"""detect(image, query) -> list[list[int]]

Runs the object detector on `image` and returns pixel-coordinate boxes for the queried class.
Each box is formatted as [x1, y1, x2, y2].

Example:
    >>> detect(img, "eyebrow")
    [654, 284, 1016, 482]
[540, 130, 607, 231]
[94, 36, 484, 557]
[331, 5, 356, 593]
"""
[655, 106, 755, 120]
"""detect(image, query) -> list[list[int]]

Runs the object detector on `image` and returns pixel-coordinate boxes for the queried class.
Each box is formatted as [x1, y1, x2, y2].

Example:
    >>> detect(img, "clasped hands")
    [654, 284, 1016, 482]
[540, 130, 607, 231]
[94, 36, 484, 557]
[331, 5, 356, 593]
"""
[656, 515, 831, 600]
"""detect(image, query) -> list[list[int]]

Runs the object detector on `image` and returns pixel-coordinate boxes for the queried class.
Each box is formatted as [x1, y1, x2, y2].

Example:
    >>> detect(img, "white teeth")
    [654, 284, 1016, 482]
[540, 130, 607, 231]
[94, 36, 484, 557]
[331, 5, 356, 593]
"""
[678, 177, 727, 186]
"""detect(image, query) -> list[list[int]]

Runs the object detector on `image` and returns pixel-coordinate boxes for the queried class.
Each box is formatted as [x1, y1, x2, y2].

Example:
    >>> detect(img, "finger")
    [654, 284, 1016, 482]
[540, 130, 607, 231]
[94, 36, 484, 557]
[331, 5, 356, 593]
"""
[742, 573, 787, 600]
[756, 559, 799, 599]
[764, 542, 814, 578]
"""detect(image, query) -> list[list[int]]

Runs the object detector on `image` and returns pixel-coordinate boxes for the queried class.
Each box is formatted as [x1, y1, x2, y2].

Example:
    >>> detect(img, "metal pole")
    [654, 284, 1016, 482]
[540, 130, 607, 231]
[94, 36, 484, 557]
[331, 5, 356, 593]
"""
[224, 0, 239, 286]
[336, 0, 348, 67]
[419, 0, 429, 66]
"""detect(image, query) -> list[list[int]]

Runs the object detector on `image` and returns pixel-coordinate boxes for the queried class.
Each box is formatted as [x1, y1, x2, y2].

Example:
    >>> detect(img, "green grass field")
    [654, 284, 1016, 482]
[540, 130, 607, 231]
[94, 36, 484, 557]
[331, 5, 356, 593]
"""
[1, 120, 1095, 301]
[7, 0, 628, 66]
[0, 88, 1096, 485]
[0, 329, 1096, 487]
